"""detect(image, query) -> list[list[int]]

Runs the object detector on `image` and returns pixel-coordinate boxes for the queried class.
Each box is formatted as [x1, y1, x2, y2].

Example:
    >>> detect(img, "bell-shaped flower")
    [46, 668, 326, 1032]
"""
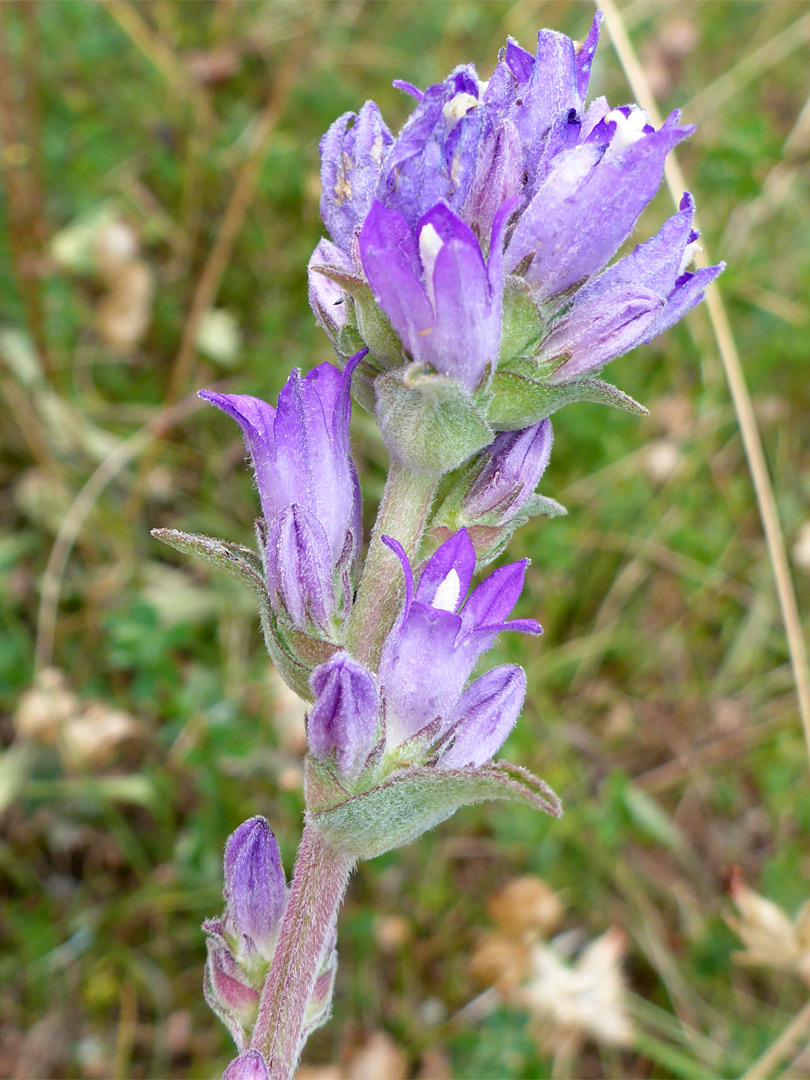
[308, 653, 378, 780]
[378, 528, 541, 747]
[359, 199, 512, 391]
[200, 356, 363, 632]
[504, 109, 695, 304]
[319, 101, 393, 255]
[535, 193, 725, 382]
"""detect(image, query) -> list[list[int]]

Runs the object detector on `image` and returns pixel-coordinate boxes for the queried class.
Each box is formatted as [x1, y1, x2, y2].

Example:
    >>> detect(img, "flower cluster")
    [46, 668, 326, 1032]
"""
[308, 528, 539, 780]
[310, 12, 723, 470]
[155, 11, 723, 1075]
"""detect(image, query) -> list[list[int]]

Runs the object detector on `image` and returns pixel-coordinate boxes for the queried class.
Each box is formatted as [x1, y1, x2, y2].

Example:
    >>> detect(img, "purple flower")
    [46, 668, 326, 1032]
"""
[378, 528, 541, 749]
[463, 419, 553, 522]
[311, 11, 723, 424]
[537, 193, 724, 381]
[504, 110, 695, 303]
[359, 198, 513, 391]
[224, 817, 286, 958]
[200, 356, 363, 629]
[308, 653, 378, 779]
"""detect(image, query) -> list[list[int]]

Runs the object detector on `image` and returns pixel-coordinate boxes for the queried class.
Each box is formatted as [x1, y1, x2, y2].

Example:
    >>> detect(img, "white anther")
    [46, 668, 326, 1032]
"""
[432, 568, 462, 612]
[419, 222, 444, 305]
[678, 240, 702, 275]
[604, 107, 648, 157]
[442, 92, 478, 128]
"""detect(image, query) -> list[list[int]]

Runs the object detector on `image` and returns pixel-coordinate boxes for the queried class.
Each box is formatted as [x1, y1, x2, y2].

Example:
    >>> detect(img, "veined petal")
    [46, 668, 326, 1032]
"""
[199, 391, 280, 522]
[575, 11, 603, 101]
[639, 263, 725, 345]
[319, 102, 393, 254]
[440, 664, 526, 768]
[266, 504, 334, 629]
[360, 200, 434, 353]
[542, 287, 664, 382]
[309, 653, 379, 779]
[378, 602, 466, 744]
[272, 365, 350, 559]
[460, 558, 531, 633]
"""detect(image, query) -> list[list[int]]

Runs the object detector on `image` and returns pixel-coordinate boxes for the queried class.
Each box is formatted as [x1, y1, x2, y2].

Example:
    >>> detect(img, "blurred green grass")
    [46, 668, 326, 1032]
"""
[1, 1, 810, 1077]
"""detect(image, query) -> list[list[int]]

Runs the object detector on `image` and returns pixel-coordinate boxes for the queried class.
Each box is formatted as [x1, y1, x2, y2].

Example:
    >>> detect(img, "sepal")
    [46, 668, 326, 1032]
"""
[311, 262, 404, 371]
[375, 367, 493, 474]
[498, 277, 547, 366]
[151, 528, 265, 599]
[487, 368, 648, 430]
[204, 936, 260, 1052]
[306, 760, 561, 860]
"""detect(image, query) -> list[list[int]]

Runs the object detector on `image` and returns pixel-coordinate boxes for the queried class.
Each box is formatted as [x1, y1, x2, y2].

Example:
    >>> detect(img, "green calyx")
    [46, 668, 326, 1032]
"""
[488, 361, 648, 430]
[375, 366, 494, 475]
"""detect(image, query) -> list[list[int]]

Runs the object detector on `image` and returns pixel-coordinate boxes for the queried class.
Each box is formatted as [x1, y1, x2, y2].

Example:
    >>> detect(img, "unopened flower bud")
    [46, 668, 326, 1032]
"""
[222, 1051, 271, 1080]
[463, 419, 553, 522]
[224, 816, 286, 959]
[308, 653, 378, 781]
[440, 665, 526, 768]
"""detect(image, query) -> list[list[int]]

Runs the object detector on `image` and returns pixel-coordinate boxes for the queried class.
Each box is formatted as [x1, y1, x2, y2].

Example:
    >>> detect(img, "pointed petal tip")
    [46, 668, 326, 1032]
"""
[679, 190, 695, 213]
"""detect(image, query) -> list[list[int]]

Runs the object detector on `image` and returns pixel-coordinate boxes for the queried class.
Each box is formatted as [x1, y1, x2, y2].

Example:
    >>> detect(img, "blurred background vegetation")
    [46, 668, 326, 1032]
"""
[1, 1, 810, 1077]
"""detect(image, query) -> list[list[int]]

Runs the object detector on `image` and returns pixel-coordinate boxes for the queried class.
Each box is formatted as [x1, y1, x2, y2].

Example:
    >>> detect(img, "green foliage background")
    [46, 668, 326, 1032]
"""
[1, 2, 809, 1077]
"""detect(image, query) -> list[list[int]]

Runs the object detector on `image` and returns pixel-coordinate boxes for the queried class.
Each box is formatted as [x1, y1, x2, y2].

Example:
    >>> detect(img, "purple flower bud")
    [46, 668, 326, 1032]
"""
[224, 817, 286, 957]
[320, 102, 394, 255]
[265, 503, 335, 629]
[463, 419, 553, 522]
[223, 1051, 270, 1080]
[378, 530, 540, 745]
[440, 664, 526, 768]
[309, 652, 378, 780]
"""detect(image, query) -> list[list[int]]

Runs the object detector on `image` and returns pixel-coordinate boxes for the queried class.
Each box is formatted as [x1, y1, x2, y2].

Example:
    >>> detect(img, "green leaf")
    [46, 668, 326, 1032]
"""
[308, 759, 561, 860]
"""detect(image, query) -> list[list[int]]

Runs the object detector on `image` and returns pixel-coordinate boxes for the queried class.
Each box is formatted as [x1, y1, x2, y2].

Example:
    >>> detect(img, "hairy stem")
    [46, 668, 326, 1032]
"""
[346, 457, 438, 668]
[250, 824, 355, 1079]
